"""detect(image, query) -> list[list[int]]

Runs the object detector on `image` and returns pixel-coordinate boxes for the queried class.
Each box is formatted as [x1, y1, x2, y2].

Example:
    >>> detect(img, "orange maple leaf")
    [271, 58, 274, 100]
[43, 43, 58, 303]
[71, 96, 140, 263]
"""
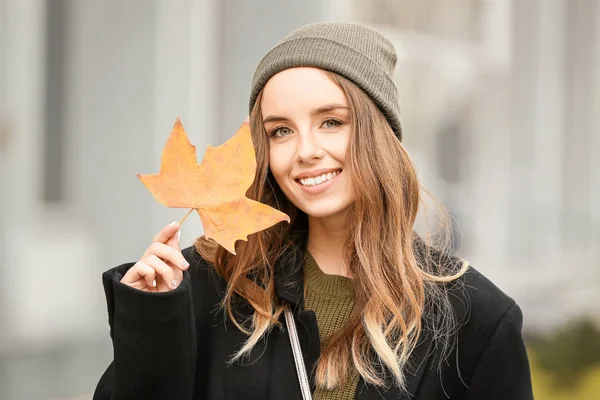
[136, 117, 290, 254]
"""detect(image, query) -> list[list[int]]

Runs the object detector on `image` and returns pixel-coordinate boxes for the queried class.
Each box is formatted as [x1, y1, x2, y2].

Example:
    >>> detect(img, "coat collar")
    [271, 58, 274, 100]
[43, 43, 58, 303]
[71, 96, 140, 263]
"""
[273, 236, 308, 308]
[272, 235, 434, 399]
[355, 331, 434, 399]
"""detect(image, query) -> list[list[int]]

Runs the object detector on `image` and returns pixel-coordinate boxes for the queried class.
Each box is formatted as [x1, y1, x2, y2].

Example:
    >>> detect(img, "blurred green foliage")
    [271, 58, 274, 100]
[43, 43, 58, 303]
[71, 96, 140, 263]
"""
[527, 317, 600, 399]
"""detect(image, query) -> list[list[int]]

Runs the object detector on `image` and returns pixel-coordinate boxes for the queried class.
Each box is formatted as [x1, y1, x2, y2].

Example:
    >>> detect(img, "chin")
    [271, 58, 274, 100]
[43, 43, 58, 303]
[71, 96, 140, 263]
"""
[297, 202, 352, 220]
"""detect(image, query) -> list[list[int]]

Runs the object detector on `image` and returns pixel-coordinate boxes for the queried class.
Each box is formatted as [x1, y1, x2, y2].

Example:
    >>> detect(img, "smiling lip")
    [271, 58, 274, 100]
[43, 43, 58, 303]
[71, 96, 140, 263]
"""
[294, 169, 342, 194]
[294, 168, 341, 180]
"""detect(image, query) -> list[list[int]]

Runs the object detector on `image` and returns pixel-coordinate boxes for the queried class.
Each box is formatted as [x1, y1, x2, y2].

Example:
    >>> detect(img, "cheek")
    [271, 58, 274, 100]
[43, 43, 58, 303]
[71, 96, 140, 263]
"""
[329, 133, 350, 162]
[268, 147, 287, 181]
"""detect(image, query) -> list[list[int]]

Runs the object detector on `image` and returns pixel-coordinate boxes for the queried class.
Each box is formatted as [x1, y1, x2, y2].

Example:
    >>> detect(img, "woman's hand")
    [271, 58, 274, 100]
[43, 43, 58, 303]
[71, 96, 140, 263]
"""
[120, 222, 190, 292]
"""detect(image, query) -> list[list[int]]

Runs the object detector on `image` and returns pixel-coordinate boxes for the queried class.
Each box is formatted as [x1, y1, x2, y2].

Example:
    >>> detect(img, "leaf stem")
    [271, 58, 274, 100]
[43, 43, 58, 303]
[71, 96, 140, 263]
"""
[179, 208, 195, 225]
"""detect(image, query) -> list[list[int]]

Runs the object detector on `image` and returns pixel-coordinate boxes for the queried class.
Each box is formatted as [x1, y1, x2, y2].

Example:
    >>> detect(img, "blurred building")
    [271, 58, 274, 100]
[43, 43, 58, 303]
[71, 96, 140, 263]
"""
[0, 0, 598, 399]
[355, 0, 600, 333]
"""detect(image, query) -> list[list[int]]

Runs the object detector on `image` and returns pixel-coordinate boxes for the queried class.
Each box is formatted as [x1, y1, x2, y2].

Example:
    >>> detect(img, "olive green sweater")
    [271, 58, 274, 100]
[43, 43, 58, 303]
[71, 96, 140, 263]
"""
[303, 252, 358, 400]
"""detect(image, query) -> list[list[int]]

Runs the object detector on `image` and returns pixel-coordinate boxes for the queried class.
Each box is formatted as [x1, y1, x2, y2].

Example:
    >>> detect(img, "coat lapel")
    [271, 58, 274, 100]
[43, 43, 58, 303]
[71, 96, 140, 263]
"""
[403, 331, 434, 398]
[273, 240, 307, 308]
[356, 330, 434, 399]
[273, 239, 321, 394]
[273, 236, 435, 400]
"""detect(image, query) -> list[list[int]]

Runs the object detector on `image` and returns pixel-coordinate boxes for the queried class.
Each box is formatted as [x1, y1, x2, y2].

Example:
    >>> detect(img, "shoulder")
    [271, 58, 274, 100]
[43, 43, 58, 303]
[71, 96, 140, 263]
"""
[413, 236, 519, 331]
[412, 235, 518, 329]
[181, 244, 227, 296]
[442, 266, 532, 396]
[439, 264, 525, 377]
[181, 244, 214, 272]
[448, 264, 520, 331]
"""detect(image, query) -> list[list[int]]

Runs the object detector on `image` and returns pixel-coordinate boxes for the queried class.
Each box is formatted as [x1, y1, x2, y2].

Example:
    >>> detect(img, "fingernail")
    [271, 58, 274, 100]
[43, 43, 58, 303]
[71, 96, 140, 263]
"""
[171, 279, 179, 288]
[152, 279, 157, 287]
[177, 230, 181, 242]
[169, 221, 177, 227]
[180, 259, 190, 268]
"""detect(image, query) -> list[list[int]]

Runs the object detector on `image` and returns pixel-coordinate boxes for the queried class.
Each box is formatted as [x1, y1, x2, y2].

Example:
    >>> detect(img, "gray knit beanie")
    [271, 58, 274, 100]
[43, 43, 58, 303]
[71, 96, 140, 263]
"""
[249, 22, 403, 140]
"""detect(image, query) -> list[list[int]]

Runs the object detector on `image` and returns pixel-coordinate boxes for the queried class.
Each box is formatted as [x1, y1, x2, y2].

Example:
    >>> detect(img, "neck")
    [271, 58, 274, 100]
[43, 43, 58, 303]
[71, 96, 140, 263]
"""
[306, 214, 352, 277]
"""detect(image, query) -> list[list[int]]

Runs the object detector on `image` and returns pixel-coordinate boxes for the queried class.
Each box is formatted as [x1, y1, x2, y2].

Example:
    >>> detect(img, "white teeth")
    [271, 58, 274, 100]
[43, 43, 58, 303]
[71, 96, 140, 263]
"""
[299, 170, 340, 187]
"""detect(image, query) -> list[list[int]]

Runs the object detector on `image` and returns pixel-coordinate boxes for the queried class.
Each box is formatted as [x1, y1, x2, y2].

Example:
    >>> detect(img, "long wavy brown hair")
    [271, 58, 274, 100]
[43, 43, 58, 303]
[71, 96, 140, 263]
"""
[196, 70, 469, 390]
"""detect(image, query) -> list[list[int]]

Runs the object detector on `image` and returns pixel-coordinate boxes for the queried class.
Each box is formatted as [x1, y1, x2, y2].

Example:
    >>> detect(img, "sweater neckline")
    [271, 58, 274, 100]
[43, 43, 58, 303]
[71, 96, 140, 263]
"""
[304, 251, 354, 298]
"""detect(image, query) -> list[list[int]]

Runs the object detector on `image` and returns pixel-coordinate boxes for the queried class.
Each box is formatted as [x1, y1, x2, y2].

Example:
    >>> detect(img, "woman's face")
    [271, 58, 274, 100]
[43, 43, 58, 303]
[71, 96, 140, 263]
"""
[261, 67, 355, 220]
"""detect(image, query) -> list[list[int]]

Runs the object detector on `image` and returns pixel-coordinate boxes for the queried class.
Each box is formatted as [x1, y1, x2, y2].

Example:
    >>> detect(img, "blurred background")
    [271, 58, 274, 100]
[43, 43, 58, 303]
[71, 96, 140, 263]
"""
[1, 0, 599, 399]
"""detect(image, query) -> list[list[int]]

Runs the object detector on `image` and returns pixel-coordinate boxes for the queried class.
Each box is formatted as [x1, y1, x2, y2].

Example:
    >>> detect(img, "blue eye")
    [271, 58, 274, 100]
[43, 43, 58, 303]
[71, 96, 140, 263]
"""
[271, 126, 293, 137]
[322, 119, 342, 129]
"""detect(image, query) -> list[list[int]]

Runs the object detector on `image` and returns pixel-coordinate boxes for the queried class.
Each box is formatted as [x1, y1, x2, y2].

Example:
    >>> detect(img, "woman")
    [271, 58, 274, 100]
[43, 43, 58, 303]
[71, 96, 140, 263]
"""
[94, 22, 533, 399]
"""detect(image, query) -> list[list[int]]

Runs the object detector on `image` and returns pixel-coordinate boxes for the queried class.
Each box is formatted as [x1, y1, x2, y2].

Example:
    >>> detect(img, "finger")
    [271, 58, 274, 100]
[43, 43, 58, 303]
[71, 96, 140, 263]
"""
[166, 227, 181, 252]
[144, 242, 188, 270]
[135, 261, 157, 288]
[172, 268, 184, 285]
[152, 221, 180, 244]
[122, 261, 156, 289]
[144, 254, 178, 290]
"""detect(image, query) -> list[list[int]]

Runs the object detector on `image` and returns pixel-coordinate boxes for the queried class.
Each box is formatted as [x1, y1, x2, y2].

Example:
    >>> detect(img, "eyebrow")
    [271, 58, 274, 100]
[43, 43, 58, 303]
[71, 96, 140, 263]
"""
[262, 103, 350, 124]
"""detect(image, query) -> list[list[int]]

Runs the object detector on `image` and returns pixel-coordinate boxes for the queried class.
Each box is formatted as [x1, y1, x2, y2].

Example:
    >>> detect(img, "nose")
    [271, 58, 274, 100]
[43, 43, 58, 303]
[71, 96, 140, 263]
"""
[295, 130, 324, 164]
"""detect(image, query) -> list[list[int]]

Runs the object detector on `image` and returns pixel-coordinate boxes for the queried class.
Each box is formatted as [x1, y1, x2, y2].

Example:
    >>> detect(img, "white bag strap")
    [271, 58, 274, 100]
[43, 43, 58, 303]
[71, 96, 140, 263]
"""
[284, 307, 313, 400]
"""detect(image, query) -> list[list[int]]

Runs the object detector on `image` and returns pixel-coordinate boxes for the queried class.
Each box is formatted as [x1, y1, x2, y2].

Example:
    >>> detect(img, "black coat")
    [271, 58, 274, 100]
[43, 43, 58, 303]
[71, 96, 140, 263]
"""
[94, 241, 533, 400]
